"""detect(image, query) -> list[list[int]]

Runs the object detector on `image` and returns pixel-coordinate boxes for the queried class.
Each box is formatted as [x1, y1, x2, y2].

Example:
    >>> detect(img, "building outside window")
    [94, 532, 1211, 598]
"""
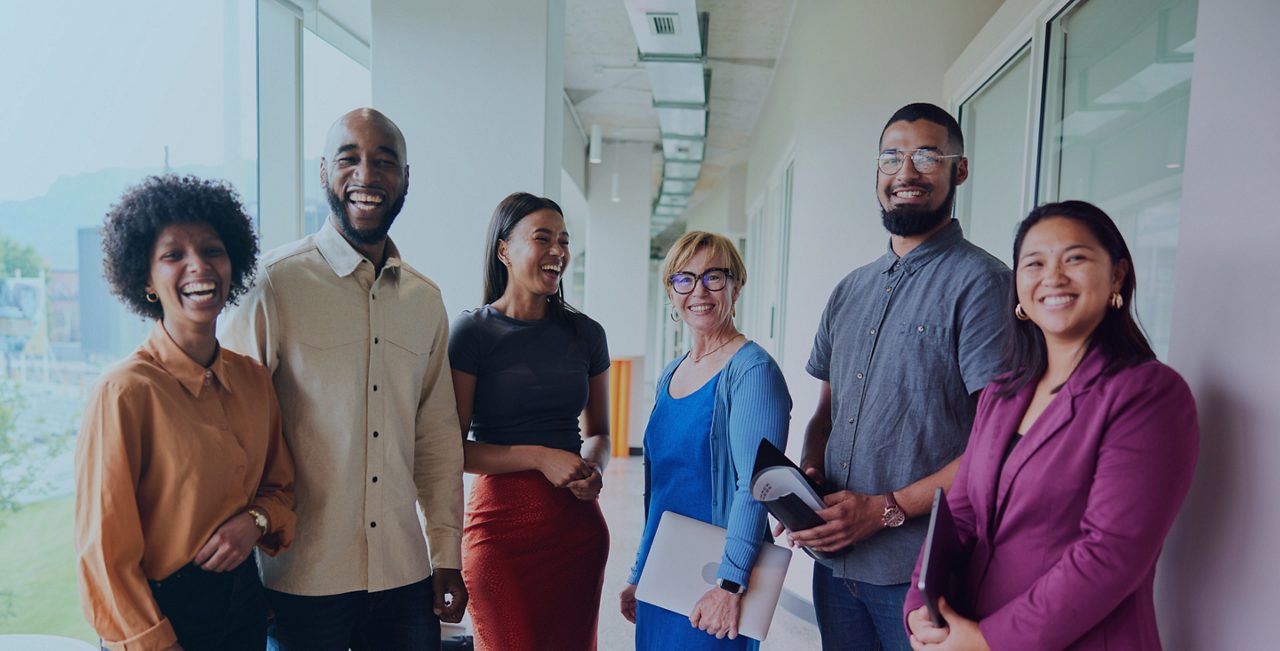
[0, 1, 257, 639]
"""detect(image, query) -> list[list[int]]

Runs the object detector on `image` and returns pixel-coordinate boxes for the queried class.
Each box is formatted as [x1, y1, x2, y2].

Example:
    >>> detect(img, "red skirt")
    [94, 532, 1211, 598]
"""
[463, 470, 609, 651]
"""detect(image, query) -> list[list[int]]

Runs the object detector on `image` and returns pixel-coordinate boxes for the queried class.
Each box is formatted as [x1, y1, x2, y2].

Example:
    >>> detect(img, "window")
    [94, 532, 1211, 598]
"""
[302, 29, 373, 235]
[957, 46, 1033, 261]
[1040, 0, 1198, 358]
[0, 1, 257, 639]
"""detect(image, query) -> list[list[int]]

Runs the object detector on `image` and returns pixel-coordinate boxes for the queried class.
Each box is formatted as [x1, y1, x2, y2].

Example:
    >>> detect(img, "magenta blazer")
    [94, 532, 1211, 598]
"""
[904, 347, 1198, 650]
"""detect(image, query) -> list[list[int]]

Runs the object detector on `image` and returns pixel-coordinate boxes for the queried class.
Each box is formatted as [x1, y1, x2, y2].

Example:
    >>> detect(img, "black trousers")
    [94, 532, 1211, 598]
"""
[143, 555, 268, 651]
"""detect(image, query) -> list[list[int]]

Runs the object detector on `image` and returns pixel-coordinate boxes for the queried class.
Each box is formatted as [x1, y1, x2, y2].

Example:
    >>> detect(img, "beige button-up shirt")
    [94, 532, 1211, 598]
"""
[221, 220, 464, 596]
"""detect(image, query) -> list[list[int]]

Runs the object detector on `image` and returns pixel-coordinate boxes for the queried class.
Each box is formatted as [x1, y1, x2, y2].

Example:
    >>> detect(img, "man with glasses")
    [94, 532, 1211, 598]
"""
[784, 103, 1010, 650]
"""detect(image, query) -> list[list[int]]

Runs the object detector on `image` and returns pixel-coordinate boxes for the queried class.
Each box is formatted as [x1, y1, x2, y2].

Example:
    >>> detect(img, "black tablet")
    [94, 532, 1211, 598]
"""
[917, 487, 964, 627]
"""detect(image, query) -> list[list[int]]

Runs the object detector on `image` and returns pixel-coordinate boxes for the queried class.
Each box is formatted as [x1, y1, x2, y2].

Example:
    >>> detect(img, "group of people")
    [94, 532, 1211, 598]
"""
[72, 101, 1198, 651]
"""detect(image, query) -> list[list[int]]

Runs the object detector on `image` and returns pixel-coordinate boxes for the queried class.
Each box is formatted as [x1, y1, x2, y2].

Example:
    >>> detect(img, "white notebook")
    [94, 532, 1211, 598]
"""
[635, 511, 793, 641]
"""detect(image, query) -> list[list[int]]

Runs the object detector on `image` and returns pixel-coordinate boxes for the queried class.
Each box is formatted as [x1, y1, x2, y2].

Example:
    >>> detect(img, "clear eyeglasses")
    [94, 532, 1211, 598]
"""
[876, 148, 962, 175]
[668, 268, 733, 294]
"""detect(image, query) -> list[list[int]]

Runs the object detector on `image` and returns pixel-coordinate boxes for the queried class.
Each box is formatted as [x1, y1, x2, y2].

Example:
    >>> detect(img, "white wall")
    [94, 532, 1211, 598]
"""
[584, 141, 654, 359]
[684, 163, 747, 236]
[1157, 0, 1280, 647]
[369, 0, 564, 316]
[563, 103, 588, 197]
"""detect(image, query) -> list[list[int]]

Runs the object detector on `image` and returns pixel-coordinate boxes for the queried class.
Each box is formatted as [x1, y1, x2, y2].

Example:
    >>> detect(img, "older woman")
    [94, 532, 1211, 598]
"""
[449, 192, 611, 650]
[903, 201, 1199, 650]
[620, 231, 791, 649]
[75, 175, 295, 651]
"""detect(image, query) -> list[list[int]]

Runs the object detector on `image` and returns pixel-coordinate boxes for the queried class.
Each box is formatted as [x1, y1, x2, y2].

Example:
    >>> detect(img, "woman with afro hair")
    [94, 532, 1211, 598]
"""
[74, 174, 296, 651]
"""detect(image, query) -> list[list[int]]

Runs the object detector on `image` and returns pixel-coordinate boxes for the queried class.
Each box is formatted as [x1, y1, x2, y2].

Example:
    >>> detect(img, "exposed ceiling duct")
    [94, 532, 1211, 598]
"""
[622, 0, 710, 238]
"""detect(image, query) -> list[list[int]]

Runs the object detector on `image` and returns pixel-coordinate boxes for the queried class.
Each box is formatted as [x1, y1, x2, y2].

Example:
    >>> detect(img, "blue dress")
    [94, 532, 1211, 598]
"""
[634, 371, 757, 651]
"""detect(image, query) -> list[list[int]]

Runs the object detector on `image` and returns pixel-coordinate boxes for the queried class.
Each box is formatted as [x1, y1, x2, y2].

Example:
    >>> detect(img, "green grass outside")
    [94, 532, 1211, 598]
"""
[0, 494, 96, 642]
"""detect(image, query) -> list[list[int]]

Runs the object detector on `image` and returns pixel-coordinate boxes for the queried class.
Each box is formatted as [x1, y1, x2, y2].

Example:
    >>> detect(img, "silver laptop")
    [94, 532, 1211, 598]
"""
[635, 511, 793, 641]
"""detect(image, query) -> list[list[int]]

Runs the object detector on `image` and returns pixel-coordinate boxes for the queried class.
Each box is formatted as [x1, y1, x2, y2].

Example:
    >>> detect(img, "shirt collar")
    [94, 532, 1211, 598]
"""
[315, 217, 403, 280]
[142, 322, 230, 398]
[878, 219, 965, 275]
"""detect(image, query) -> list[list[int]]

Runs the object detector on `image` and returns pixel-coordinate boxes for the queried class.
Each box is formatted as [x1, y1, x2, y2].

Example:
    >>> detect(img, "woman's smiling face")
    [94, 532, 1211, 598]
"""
[146, 221, 232, 331]
[1016, 216, 1125, 348]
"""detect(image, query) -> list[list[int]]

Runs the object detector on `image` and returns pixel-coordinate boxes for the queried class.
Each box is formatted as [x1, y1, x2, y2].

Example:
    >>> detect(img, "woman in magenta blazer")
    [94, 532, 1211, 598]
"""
[904, 201, 1198, 650]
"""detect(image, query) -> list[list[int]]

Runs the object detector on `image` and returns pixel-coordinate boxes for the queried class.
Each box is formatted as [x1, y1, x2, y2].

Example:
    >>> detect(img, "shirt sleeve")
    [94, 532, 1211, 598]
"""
[250, 369, 296, 556]
[586, 316, 611, 377]
[717, 357, 793, 587]
[806, 285, 840, 381]
[74, 380, 179, 651]
[978, 365, 1199, 648]
[415, 307, 466, 571]
[447, 311, 482, 376]
[956, 266, 1011, 394]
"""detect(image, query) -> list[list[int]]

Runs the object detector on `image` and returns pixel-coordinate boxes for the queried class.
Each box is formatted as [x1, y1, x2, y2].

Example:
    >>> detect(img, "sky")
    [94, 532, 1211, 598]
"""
[0, 0, 370, 203]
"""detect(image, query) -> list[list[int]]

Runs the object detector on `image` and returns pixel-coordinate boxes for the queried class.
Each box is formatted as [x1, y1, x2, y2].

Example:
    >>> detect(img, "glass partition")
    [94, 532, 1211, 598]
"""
[1040, 0, 1198, 358]
[0, 0, 258, 639]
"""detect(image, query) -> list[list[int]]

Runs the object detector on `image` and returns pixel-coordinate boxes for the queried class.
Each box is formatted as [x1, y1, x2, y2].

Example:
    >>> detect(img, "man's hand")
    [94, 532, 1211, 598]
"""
[195, 513, 261, 572]
[619, 583, 638, 623]
[566, 462, 603, 500]
[689, 587, 743, 640]
[432, 569, 468, 624]
[536, 448, 593, 487]
[785, 490, 883, 552]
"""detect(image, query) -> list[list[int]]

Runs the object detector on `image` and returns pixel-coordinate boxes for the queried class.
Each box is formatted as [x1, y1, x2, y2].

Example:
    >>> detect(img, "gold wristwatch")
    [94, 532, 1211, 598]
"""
[246, 508, 269, 536]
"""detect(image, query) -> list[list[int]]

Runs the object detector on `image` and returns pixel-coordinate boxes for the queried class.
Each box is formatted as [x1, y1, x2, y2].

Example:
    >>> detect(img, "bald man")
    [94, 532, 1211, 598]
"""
[222, 109, 466, 650]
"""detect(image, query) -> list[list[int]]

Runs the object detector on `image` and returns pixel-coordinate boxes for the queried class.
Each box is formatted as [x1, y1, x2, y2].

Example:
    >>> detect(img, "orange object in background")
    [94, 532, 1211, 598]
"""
[608, 359, 632, 457]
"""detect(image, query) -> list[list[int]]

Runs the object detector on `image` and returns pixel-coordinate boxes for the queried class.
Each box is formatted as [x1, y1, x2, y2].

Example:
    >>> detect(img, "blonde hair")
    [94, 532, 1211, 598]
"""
[661, 231, 747, 291]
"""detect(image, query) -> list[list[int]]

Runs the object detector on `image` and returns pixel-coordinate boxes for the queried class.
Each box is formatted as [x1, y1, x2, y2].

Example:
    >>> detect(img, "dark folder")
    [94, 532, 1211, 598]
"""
[918, 487, 966, 626]
[749, 439, 847, 559]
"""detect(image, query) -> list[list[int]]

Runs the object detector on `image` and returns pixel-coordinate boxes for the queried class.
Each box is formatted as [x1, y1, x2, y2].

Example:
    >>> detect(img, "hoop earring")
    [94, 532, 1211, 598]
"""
[1014, 303, 1029, 321]
[1110, 292, 1124, 309]
[145, 291, 159, 303]
[669, 306, 682, 323]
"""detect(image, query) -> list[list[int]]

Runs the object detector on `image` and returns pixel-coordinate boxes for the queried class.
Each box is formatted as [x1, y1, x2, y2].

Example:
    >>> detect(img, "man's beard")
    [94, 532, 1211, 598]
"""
[880, 174, 957, 237]
[326, 186, 406, 245]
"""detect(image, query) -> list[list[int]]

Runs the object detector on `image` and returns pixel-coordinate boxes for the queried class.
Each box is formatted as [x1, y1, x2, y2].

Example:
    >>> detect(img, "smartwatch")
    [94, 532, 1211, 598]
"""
[716, 578, 746, 595]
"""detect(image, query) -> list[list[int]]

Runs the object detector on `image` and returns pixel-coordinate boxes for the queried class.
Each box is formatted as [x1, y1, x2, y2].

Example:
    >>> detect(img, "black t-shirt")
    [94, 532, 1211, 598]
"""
[448, 305, 610, 453]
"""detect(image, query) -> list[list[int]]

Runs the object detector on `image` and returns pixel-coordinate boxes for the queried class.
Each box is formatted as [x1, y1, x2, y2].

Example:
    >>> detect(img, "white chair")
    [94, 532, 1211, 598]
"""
[0, 634, 97, 650]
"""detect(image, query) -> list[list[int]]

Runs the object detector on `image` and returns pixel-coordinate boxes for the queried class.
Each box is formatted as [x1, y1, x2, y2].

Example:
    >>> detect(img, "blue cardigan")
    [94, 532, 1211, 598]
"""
[628, 341, 792, 587]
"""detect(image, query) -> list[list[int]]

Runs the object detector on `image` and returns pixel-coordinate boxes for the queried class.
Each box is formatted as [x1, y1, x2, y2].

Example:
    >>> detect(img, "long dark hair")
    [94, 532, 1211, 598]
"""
[482, 192, 579, 326]
[996, 200, 1155, 397]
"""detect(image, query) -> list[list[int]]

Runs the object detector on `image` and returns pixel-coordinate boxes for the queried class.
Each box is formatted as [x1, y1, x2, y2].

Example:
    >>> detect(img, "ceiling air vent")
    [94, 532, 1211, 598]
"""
[648, 13, 679, 36]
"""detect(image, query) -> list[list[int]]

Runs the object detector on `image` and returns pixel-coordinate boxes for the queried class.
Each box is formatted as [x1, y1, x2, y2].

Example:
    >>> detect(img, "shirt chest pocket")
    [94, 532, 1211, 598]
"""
[890, 321, 955, 390]
[379, 312, 434, 384]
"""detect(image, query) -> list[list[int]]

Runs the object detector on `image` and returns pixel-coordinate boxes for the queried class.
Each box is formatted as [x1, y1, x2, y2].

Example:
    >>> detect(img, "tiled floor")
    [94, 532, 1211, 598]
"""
[595, 456, 820, 650]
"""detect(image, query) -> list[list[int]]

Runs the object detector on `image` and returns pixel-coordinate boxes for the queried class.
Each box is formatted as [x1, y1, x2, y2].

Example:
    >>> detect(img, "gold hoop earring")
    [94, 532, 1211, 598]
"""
[145, 291, 159, 303]
[669, 306, 681, 323]
[1110, 292, 1124, 309]
[1014, 303, 1029, 321]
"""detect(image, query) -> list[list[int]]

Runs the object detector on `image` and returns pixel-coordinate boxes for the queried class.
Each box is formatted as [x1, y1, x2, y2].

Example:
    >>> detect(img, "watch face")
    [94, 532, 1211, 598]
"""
[883, 507, 906, 528]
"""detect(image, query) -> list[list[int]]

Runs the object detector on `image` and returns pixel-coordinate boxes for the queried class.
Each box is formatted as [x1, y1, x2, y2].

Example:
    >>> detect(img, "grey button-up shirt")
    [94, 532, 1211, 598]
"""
[807, 220, 1010, 584]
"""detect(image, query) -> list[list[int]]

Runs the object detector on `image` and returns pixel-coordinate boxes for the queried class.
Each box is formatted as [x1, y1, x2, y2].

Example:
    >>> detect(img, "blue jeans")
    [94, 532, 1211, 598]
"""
[266, 576, 440, 651]
[812, 562, 911, 651]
